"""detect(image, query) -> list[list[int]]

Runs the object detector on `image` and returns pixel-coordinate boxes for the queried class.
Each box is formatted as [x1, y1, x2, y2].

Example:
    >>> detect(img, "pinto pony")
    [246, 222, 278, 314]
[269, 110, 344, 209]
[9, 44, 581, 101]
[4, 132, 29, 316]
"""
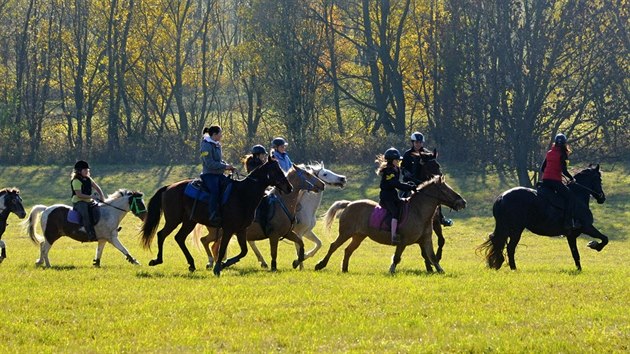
[479, 164, 608, 271]
[141, 156, 292, 276]
[315, 176, 466, 274]
[199, 164, 326, 271]
[0, 188, 27, 263]
[23, 189, 147, 268]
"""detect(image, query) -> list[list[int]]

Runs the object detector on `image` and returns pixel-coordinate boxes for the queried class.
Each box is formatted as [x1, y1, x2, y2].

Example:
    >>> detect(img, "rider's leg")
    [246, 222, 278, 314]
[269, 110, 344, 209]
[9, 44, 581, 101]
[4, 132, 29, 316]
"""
[74, 201, 96, 241]
[201, 173, 221, 226]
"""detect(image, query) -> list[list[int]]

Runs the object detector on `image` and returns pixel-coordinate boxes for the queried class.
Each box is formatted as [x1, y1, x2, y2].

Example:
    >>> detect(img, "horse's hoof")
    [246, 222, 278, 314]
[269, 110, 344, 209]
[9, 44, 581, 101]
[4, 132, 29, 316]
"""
[389, 265, 396, 274]
[314, 262, 325, 271]
[260, 262, 268, 269]
[188, 266, 196, 273]
[93, 259, 101, 267]
[587, 241, 603, 251]
[292, 260, 300, 269]
[206, 262, 213, 270]
[148, 259, 161, 266]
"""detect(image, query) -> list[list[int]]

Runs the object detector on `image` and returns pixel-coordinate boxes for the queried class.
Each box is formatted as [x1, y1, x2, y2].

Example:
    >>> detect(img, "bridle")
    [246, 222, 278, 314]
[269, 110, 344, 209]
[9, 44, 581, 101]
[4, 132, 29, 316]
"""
[99, 194, 146, 217]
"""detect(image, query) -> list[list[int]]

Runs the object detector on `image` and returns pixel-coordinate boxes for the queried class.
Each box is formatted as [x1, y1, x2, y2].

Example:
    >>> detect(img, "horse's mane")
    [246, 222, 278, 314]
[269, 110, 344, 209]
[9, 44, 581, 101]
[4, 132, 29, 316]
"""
[416, 175, 442, 191]
[105, 189, 132, 202]
[0, 187, 20, 196]
[300, 161, 322, 172]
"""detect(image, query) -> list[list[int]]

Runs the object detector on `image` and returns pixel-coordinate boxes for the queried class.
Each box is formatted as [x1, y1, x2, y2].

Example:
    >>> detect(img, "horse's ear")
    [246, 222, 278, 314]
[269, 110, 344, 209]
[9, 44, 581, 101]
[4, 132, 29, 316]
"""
[440, 175, 445, 183]
[268, 155, 273, 163]
[595, 163, 600, 171]
[433, 148, 438, 159]
[320, 161, 324, 168]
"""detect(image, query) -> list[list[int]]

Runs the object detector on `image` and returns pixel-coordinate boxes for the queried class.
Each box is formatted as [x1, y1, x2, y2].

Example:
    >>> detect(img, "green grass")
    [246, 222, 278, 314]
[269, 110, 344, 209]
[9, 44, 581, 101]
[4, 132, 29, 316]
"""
[0, 162, 628, 352]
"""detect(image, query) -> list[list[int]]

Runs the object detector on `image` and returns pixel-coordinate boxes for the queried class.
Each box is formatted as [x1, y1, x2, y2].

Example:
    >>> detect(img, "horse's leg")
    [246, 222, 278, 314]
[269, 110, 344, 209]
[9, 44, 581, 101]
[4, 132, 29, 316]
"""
[419, 231, 444, 273]
[249, 240, 268, 268]
[0, 240, 5, 263]
[341, 236, 366, 273]
[92, 240, 107, 267]
[108, 235, 140, 266]
[173, 221, 198, 272]
[213, 230, 232, 276]
[506, 230, 523, 271]
[222, 230, 248, 269]
[432, 213, 445, 261]
[280, 231, 305, 269]
[418, 243, 434, 273]
[389, 244, 408, 274]
[268, 236, 279, 272]
[566, 233, 582, 271]
[581, 224, 609, 251]
[41, 240, 53, 268]
[315, 233, 350, 271]
[201, 228, 219, 269]
[149, 221, 179, 266]
[302, 229, 322, 260]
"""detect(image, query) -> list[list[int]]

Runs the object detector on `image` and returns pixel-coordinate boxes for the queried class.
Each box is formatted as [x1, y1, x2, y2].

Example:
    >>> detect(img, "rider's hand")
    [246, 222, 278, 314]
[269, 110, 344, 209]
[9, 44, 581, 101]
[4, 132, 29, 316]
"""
[226, 164, 235, 172]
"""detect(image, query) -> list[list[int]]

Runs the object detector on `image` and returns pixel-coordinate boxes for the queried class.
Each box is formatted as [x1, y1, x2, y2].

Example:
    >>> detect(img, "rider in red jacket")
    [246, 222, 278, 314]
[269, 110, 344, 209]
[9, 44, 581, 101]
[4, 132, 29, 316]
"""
[540, 133, 577, 229]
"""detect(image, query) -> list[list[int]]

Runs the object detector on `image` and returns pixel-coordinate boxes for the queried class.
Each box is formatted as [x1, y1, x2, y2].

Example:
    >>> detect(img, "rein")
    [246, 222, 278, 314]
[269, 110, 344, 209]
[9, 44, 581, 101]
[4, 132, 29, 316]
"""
[98, 195, 146, 216]
[571, 181, 604, 200]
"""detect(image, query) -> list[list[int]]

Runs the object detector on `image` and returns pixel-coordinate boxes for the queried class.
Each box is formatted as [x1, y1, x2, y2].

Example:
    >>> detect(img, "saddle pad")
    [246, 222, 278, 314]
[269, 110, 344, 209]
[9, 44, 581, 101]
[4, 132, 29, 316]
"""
[67, 209, 82, 224]
[368, 203, 409, 231]
[184, 180, 233, 205]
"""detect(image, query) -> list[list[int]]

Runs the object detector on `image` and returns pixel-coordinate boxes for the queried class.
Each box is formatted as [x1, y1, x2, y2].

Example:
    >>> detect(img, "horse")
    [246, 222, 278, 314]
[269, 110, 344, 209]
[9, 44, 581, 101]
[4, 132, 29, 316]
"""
[0, 188, 27, 263]
[198, 164, 326, 271]
[140, 156, 292, 276]
[315, 176, 466, 274]
[478, 164, 607, 271]
[247, 162, 347, 269]
[23, 189, 147, 268]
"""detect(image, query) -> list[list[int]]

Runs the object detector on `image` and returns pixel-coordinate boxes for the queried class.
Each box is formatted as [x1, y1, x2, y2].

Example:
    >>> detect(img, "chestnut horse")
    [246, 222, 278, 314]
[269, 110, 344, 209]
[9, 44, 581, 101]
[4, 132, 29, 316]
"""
[0, 188, 27, 263]
[141, 156, 292, 276]
[315, 176, 466, 274]
[24, 189, 147, 268]
[478, 164, 607, 271]
[198, 164, 326, 271]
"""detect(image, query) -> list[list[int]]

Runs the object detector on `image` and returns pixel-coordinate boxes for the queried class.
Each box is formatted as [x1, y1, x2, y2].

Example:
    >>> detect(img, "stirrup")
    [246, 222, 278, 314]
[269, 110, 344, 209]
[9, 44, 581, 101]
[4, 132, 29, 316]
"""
[441, 218, 453, 227]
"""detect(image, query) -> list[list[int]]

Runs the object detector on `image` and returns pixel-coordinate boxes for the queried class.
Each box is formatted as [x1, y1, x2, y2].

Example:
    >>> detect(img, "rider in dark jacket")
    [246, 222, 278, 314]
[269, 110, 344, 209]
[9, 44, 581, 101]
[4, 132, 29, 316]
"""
[244, 144, 268, 173]
[71, 160, 105, 241]
[401, 131, 453, 227]
[378, 148, 415, 245]
[200, 126, 235, 227]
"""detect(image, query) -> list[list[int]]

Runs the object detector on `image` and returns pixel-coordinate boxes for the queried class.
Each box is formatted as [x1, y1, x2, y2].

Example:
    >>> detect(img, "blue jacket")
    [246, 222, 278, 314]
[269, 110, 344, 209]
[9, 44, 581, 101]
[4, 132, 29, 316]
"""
[272, 150, 292, 173]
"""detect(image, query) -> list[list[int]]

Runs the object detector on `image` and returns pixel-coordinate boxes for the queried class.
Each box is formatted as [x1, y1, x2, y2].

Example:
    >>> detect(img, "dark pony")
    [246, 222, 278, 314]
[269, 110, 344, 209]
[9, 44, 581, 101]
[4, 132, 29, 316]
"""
[141, 156, 292, 276]
[0, 188, 27, 263]
[479, 164, 607, 271]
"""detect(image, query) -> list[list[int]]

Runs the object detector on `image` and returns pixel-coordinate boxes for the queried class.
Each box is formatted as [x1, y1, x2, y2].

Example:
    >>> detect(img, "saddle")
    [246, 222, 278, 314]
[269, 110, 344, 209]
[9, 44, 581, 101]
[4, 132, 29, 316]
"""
[184, 177, 233, 205]
[67, 202, 101, 225]
[535, 182, 566, 210]
[254, 193, 277, 236]
[368, 203, 410, 232]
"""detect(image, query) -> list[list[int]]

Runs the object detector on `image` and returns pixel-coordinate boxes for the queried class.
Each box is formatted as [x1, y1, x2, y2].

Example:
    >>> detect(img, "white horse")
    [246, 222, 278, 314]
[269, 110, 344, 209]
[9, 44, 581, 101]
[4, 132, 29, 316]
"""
[248, 162, 347, 268]
[22, 189, 147, 268]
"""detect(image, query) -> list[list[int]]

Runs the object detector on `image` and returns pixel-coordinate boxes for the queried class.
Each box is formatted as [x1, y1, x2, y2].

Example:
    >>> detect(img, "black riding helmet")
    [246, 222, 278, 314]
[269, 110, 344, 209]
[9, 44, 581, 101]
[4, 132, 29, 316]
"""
[74, 160, 89, 170]
[251, 144, 267, 155]
[272, 137, 287, 147]
[410, 131, 424, 143]
[384, 147, 402, 161]
[555, 133, 567, 146]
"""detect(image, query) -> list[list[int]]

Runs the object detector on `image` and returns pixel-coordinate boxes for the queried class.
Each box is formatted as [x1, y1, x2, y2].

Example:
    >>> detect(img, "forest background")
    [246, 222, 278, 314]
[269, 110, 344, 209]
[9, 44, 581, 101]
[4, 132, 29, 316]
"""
[0, 0, 627, 187]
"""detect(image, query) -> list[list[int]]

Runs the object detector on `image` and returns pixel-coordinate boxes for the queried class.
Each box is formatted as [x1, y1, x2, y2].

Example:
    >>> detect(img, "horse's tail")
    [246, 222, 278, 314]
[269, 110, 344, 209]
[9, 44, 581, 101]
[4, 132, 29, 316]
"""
[324, 200, 351, 230]
[22, 205, 47, 245]
[141, 186, 167, 249]
[477, 198, 508, 269]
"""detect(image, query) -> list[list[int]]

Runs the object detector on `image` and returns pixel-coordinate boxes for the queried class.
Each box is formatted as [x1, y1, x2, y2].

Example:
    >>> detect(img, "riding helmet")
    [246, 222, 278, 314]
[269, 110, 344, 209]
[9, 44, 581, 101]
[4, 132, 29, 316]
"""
[384, 147, 402, 161]
[251, 144, 267, 155]
[74, 160, 89, 170]
[554, 133, 567, 146]
[410, 131, 424, 142]
[272, 137, 287, 147]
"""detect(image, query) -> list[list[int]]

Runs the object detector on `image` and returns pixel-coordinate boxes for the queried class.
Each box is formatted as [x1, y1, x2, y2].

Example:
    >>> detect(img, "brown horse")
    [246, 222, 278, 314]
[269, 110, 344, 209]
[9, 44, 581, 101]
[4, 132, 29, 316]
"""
[141, 156, 292, 276]
[24, 189, 147, 268]
[315, 176, 466, 274]
[0, 188, 27, 263]
[198, 164, 326, 271]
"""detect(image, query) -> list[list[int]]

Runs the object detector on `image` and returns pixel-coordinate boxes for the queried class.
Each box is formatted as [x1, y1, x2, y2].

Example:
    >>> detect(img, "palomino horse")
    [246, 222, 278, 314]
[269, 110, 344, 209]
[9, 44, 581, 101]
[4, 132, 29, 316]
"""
[141, 156, 292, 276]
[315, 176, 466, 274]
[23, 189, 147, 268]
[198, 164, 326, 271]
[0, 188, 27, 263]
[479, 164, 607, 271]
[247, 162, 347, 269]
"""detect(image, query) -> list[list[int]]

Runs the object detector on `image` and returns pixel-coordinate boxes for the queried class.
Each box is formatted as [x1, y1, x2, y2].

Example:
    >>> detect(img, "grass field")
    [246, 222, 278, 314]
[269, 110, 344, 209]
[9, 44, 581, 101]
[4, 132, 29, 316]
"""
[0, 162, 628, 352]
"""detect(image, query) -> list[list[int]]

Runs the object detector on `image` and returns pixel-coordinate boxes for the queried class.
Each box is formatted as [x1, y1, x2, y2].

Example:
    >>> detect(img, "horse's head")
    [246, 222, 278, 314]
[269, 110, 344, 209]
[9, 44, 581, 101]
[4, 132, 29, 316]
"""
[258, 156, 293, 194]
[108, 189, 148, 221]
[290, 164, 326, 193]
[306, 161, 347, 188]
[574, 164, 606, 204]
[0, 188, 26, 219]
[414, 176, 466, 211]
[419, 149, 442, 180]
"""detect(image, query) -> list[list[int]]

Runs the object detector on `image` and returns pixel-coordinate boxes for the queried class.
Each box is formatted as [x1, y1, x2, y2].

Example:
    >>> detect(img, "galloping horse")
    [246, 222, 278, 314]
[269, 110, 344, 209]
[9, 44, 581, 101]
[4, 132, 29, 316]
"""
[315, 176, 466, 274]
[198, 164, 326, 271]
[0, 188, 27, 263]
[141, 156, 292, 276]
[479, 164, 607, 271]
[247, 162, 347, 269]
[24, 189, 147, 268]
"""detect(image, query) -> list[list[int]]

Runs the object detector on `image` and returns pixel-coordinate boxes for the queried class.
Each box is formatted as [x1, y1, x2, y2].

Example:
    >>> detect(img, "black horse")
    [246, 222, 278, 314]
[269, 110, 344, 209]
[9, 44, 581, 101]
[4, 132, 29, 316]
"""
[479, 164, 607, 271]
[0, 188, 27, 263]
[141, 156, 292, 276]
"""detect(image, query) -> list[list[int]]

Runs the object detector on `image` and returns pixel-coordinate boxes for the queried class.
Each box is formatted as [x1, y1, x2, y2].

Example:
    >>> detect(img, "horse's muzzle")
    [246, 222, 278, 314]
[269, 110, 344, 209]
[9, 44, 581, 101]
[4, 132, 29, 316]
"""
[452, 198, 467, 211]
[596, 194, 606, 204]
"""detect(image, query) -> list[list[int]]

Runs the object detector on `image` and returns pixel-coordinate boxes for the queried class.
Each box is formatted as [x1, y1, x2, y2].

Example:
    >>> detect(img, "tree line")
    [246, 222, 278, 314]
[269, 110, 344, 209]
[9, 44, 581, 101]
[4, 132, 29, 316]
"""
[0, 0, 627, 186]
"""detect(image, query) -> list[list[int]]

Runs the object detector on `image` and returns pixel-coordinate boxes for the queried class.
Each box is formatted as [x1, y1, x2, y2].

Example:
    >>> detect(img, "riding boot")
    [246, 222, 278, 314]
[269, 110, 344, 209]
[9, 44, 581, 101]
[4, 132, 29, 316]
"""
[87, 224, 97, 241]
[391, 218, 401, 245]
[208, 201, 222, 227]
[438, 207, 453, 227]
